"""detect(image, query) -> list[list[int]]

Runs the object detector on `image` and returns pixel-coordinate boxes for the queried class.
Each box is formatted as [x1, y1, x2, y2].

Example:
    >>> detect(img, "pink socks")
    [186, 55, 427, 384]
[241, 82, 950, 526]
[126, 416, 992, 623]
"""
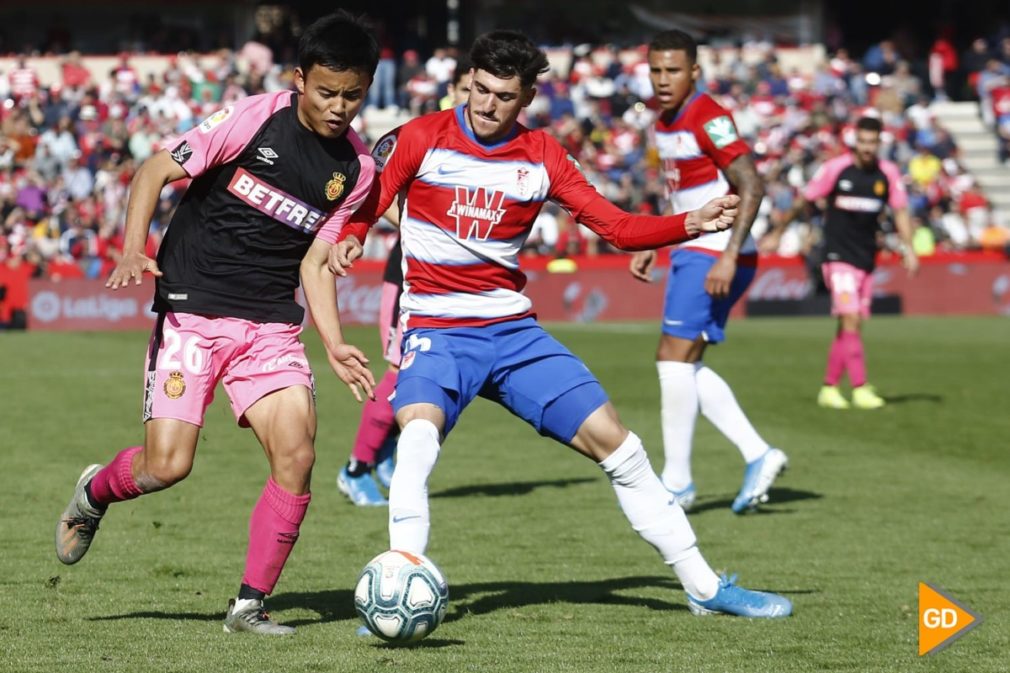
[351, 369, 397, 464]
[824, 330, 867, 387]
[241, 478, 311, 595]
[87, 446, 144, 505]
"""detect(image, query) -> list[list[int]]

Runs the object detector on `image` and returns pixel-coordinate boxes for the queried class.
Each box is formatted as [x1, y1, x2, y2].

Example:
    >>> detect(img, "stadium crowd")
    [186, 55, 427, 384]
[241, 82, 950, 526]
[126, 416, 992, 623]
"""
[3, 31, 1010, 302]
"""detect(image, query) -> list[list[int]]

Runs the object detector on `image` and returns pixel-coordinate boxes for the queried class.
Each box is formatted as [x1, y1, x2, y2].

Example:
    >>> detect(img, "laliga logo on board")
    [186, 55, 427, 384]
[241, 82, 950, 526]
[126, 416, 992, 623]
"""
[31, 290, 140, 323]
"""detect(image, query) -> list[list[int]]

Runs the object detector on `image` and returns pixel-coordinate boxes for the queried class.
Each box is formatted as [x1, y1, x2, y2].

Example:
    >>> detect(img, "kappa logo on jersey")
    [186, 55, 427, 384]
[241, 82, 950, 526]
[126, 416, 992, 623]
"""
[228, 167, 326, 233]
[839, 179, 854, 192]
[257, 147, 279, 165]
[170, 141, 193, 165]
[325, 172, 346, 201]
[703, 116, 739, 149]
[372, 135, 397, 171]
[446, 186, 507, 240]
[198, 106, 233, 133]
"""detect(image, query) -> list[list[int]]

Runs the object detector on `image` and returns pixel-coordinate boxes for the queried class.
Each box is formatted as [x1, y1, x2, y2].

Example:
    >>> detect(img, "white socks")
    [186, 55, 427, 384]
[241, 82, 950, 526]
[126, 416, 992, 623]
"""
[657, 361, 698, 491]
[598, 432, 719, 600]
[695, 363, 768, 463]
[388, 419, 441, 554]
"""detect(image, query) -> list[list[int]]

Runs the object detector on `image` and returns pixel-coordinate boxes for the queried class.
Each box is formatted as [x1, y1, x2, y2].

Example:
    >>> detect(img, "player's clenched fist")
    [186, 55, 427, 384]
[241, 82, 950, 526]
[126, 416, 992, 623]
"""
[684, 194, 740, 235]
[328, 236, 364, 277]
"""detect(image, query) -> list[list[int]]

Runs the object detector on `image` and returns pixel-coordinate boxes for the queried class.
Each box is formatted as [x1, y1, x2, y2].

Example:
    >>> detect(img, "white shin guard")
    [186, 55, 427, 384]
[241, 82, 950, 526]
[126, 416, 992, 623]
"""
[388, 419, 441, 554]
[599, 432, 719, 600]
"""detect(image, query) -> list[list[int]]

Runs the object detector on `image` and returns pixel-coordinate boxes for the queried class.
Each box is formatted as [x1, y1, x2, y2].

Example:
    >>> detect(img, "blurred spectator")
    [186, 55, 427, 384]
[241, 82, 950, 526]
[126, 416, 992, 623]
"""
[929, 29, 959, 101]
[8, 57, 39, 103]
[425, 47, 456, 98]
[961, 38, 990, 99]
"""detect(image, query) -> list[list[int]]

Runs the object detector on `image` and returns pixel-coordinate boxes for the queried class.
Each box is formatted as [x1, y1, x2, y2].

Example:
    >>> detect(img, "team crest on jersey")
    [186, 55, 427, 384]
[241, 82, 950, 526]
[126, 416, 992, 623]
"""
[199, 106, 233, 133]
[516, 167, 530, 198]
[874, 180, 885, 196]
[372, 135, 397, 171]
[325, 172, 346, 201]
[446, 186, 507, 240]
[703, 116, 739, 149]
[164, 371, 186, 399]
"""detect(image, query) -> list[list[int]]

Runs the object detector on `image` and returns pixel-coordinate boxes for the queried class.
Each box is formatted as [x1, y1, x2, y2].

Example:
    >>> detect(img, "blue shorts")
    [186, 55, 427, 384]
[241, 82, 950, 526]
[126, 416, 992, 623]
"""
[661, 249, 756, 344]
[392, 317, 607, 442]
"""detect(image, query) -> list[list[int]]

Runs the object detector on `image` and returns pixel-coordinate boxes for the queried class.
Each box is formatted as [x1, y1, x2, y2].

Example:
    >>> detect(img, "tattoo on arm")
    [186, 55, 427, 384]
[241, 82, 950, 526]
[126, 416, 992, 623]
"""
[724, 154, 764, 252]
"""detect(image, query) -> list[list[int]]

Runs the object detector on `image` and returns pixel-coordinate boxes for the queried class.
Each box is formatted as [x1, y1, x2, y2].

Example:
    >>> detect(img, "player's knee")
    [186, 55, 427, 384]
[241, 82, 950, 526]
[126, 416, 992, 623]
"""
[139, 451, 194, 488]
[571, 402, 627, 460]
[277, 444, 316, 479]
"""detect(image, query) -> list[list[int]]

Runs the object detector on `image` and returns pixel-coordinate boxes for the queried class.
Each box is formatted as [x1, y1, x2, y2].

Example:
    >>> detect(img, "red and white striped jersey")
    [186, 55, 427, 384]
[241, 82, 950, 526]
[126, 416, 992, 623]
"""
[653, 92, 756, 254]
[345, 106, 699, 329]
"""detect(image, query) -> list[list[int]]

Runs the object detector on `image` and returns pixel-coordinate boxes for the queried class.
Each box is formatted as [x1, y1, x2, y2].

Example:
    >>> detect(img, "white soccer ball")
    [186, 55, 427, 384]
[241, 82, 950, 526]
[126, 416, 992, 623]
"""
[354, 550, 449, 643]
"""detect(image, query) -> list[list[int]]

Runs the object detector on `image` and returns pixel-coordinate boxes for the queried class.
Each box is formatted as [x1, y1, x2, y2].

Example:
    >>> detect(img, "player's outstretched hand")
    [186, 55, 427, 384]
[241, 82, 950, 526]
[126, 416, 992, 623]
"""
[629, 250, 657, 282]
[106, 251, 162, 289]
[327, 343, 376, 402]
[686, 195, 740, 235]
[328, 236, 364, 277]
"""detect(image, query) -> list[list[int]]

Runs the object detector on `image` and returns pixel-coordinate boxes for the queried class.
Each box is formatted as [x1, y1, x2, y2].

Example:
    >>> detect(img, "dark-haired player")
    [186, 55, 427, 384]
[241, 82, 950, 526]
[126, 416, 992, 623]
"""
[629, 30, 786, 514]
[765, 115, 917, 410]
[333, 30, 791, 618]
[55, 12, 379, 634]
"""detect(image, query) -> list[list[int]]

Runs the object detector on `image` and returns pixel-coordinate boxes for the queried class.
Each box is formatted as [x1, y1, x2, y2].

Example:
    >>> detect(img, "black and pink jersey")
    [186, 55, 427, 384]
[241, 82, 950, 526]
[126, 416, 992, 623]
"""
[158, 91, 375, 324]
[343, 107, 698, 330]
[803, 154, 908, 271]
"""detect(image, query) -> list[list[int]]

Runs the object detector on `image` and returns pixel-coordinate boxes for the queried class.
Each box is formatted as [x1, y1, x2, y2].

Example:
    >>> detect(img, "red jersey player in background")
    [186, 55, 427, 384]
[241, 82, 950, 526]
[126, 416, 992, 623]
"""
[337, 64, 473, 506]
[764, 116, 918, 410]
[629, 30, 786, 515]
[332, 30, 790, 618]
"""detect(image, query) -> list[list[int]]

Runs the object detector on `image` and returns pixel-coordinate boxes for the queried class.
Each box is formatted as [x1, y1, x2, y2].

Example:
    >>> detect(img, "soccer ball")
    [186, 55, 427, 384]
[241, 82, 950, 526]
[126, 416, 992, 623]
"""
[354, 550, 449, 643]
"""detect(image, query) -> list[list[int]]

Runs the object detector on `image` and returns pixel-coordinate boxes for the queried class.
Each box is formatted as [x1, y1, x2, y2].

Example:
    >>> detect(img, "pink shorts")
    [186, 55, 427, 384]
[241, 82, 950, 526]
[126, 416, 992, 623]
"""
[379, 281, 404, 366]
[143, 312, 314, 427]
[822, 261, 873, 318]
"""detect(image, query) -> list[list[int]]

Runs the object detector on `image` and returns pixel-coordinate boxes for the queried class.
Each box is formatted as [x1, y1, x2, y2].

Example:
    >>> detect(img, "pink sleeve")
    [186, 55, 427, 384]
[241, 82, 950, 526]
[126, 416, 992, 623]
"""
[314, 129, 376, 245]
[803, 155, 852, 201]
[168, 91, 291, 178]
[880, 160, 909, 210]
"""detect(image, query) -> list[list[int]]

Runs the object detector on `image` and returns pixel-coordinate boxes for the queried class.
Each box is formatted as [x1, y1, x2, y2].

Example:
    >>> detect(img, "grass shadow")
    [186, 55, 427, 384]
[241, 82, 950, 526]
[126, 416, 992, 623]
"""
[431, 477, 597, 499]
[689, 487, 823, 515]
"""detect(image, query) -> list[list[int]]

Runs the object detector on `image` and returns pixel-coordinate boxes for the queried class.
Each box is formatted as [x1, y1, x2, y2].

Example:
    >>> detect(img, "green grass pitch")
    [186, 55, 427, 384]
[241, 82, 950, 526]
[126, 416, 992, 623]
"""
[2, 316, 1007, 672]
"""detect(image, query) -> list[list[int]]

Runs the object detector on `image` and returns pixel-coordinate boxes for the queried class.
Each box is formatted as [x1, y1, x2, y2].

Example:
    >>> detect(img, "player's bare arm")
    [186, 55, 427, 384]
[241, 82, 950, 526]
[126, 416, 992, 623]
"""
[892, 207, 919, 276]
[302, 237, 376, 402]
[106, 150, 186, 289]
[328, 235, 365, 277]
[707, 154, 763, 298]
